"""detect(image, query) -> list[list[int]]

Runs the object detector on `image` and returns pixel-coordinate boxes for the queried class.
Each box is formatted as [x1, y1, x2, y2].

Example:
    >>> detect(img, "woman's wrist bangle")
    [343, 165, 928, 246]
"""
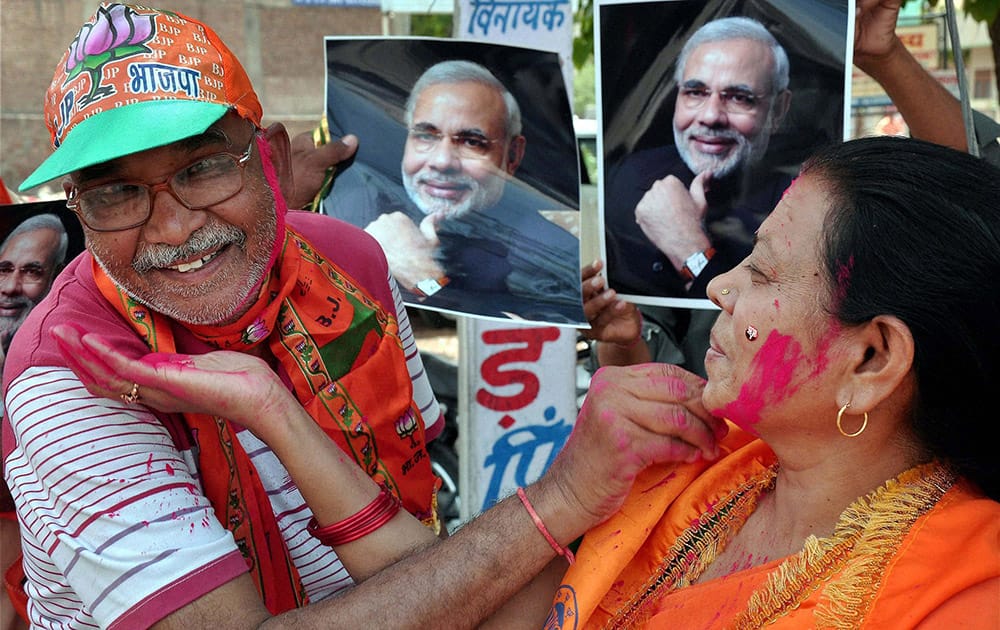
[307, 487, 402, 547]
[516, 487, 575, 564]
[613, 312, 645, 350]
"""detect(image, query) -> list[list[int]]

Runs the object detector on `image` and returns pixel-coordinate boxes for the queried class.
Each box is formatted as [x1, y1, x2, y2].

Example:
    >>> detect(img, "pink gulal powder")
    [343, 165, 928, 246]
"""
[139, 353, 196, 369]
[781, 176, 800, 200]
[834, 255, 855, 306]
[712, 324, 839, 433]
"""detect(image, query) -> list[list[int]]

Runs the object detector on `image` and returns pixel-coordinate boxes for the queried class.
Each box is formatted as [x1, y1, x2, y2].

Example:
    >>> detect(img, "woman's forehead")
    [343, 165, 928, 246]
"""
[757, 176, 829, 264]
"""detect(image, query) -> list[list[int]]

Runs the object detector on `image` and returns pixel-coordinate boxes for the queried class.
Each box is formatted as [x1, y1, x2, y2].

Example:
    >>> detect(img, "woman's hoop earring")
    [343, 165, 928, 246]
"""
[837, 403, 868, 438]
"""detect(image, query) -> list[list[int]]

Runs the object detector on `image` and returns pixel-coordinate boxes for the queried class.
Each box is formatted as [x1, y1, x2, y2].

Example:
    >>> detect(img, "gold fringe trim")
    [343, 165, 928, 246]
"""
[606, 462, 954, 630]
[812, 464, 955, 629]
[605, 466, 778, 630]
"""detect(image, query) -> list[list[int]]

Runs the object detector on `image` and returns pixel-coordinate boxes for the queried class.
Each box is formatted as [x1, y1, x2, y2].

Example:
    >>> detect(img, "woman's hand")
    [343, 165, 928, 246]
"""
[51, 324, 293, 438]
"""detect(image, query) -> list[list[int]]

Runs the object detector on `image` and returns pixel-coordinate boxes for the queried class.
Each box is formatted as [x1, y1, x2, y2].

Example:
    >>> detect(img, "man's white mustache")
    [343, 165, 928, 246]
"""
[133, 224, 247, 273]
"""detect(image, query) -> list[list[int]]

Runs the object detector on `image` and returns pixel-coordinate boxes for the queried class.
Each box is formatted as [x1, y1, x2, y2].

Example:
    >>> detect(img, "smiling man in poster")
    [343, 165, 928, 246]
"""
[364, 60, 580, 321]
[322, 47, 585, 325]
[604, 16, 793, 303]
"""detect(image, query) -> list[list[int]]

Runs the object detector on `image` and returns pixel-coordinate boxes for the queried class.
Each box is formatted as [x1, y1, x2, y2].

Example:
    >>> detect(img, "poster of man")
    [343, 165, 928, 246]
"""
[599, 0, 850, 308]
[321, 38, 586, 326]
[1, 201, 84, 371]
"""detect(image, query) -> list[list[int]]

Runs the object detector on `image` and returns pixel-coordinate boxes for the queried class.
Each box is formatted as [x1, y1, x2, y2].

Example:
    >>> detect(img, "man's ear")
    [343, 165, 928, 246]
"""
[837, 314, 915, 415]
[263, 122, 294, 203]
[769, 89, 792, 133]
[505, 135, 526, 175]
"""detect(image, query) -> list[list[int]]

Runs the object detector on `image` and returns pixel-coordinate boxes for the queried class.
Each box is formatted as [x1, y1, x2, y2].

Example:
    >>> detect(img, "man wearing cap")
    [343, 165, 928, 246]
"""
[1, 4, 722, 628]
[4, 1, 447, 624]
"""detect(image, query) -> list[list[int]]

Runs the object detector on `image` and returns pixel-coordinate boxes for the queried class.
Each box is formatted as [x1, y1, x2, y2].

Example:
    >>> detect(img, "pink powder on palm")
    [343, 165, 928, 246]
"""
[139, 353, 195, 369]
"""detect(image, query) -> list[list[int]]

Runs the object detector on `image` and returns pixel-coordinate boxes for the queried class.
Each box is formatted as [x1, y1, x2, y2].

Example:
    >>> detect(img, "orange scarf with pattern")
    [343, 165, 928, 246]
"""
[94, 226, 438, 613]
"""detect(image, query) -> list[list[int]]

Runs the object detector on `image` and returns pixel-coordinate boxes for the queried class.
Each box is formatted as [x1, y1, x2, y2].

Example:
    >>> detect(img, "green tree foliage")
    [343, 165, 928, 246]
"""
[411, 14, 453, 38]
[573, 0, 594, 69]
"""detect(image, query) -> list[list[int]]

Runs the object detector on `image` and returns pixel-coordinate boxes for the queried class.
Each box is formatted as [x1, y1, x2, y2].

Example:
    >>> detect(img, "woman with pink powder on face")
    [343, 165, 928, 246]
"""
[491, 136, 1000, 628]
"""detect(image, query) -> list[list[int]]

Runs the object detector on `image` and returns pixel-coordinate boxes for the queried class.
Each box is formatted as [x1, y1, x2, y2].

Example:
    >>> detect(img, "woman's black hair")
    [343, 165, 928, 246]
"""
[803, 136, 1000, 500]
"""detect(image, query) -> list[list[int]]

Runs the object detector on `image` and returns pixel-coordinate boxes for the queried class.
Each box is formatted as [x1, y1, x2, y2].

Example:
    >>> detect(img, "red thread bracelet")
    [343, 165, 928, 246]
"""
[516, 487, 575, 564]
[307, 488, 402, 547]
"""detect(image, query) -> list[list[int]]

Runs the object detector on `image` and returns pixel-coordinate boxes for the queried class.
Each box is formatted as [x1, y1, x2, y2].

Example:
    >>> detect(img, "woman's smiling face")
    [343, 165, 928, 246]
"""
[702, 174, 852, 435]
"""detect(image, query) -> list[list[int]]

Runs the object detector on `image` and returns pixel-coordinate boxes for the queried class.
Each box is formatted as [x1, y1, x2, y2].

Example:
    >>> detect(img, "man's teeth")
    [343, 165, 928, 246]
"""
[170, 251, 219, 273]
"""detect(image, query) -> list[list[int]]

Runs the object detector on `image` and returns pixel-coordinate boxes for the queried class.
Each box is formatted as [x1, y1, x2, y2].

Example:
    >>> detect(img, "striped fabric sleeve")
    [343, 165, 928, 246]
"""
[389, 273, 445, 441]
[3, 367, 247, 629]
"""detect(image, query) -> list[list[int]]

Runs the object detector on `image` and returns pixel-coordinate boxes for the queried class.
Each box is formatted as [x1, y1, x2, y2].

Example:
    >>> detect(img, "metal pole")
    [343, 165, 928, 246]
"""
[943, 0, 980, 157]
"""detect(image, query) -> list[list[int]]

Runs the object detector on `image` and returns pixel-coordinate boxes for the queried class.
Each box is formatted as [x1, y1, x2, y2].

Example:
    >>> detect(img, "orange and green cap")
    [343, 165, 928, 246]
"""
[20, 3, 262, 192]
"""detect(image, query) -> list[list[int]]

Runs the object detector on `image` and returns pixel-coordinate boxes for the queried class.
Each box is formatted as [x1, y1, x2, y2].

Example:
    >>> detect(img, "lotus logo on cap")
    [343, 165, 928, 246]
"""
[20, 2, 263, 192]
[64, 4, 157, 109]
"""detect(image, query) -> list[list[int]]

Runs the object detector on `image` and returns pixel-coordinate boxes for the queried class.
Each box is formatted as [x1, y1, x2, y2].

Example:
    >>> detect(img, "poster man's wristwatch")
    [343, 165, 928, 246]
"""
[680, 247, 716, 281]
[414, 276, 449, 298]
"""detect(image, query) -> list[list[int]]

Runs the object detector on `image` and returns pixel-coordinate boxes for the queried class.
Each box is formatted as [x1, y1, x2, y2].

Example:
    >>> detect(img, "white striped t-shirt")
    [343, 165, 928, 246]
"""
[4, 366, 354, 629]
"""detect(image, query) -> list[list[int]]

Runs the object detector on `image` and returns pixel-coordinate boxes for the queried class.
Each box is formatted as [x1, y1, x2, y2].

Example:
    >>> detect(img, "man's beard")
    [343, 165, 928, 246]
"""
[674, 117, 774, 179]
[402, 168, 506, 220]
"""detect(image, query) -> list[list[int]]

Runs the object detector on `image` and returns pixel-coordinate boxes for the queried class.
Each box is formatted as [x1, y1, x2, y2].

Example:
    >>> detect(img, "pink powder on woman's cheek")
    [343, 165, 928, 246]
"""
[712, 330, 806, 432]
[713, 321, 842, 431]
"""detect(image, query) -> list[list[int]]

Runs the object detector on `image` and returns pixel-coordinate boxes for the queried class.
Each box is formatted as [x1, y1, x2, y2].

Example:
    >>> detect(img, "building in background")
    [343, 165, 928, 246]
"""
[0, 0, 384, 195]
[852, 2, 998, 138]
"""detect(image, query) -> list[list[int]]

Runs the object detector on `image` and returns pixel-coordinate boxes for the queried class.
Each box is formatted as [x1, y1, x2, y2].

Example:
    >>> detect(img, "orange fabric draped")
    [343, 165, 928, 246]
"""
[94, 227, 439, 614]
[547, 426, 1000, 629]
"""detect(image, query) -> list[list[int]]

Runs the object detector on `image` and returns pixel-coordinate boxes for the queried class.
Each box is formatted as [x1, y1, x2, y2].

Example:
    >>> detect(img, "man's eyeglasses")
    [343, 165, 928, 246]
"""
[66, 134, 256, 232]
[678, 85, 769, 115]
[407, 127, 502, 160]
[0, 262, 49, 285]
